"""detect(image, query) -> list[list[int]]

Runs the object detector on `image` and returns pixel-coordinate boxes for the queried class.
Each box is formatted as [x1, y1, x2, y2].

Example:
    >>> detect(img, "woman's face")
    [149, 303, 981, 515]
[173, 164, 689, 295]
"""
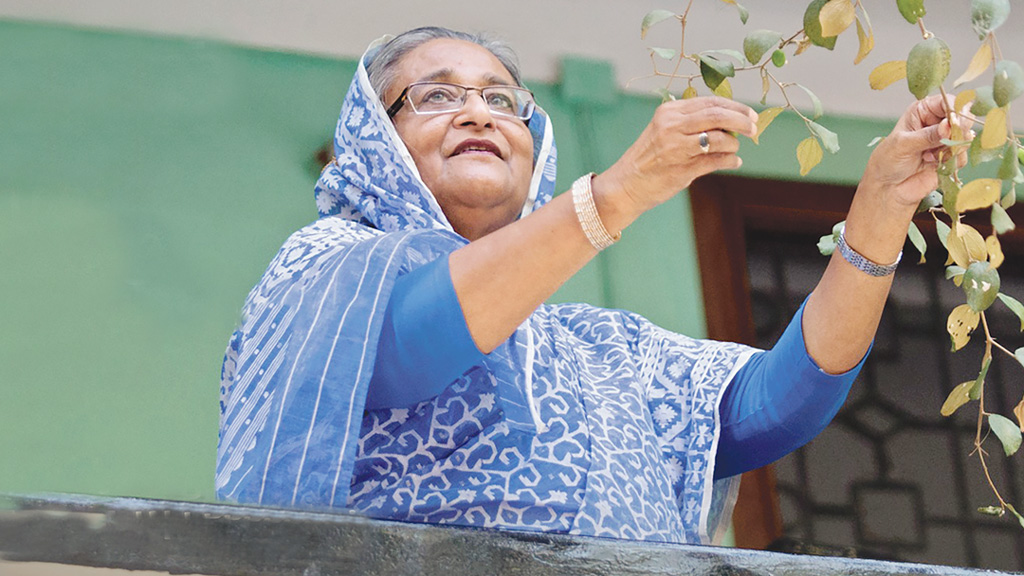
[384, 39, 534, 240]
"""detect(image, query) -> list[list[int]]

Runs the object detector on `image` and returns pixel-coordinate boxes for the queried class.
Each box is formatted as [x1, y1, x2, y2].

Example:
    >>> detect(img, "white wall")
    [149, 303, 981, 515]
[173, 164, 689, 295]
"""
[4, 0, 1023, 123]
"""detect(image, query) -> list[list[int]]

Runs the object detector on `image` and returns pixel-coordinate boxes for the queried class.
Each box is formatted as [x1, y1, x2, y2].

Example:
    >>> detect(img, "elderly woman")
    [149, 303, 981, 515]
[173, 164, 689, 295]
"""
[217, 27, 958, 544]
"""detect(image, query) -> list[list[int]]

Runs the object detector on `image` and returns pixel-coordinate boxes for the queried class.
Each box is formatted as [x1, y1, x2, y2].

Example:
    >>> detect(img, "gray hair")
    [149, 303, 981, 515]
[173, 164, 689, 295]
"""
[365, 27, 524, 103]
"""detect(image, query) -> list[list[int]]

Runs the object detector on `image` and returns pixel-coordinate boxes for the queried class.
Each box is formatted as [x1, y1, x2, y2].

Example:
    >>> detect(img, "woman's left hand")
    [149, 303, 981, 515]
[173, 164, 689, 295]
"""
[862, 94, 972, 209]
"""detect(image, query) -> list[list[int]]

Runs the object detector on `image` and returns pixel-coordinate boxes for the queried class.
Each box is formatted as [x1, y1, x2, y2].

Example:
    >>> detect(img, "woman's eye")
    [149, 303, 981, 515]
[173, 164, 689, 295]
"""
[421, 89, 458, 104]
[486, 92, 515, 111]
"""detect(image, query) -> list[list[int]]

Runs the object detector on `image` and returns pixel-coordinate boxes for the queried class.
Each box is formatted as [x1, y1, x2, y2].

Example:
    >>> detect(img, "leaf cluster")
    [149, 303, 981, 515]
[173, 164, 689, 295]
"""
[640, 0, 1024, 530]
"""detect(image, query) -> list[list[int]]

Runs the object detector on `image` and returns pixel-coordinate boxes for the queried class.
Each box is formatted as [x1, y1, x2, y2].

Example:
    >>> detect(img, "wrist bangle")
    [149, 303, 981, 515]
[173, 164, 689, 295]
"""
[836, 225, 901, 277]
[571, 173, 621, 251]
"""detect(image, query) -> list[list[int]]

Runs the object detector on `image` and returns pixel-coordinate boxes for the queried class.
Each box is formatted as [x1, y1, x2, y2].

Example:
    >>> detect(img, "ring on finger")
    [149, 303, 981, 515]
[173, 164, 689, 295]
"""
[698, 131, 710, 154]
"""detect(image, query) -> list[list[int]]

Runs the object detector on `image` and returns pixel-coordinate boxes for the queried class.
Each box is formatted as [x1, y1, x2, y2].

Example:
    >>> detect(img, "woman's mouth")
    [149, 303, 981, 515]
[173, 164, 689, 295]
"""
[452, 139, 503, 159]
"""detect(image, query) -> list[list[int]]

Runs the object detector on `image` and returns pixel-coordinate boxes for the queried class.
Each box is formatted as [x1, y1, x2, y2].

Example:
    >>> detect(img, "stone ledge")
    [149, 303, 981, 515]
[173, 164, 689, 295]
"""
[0, 494, 1009, 576]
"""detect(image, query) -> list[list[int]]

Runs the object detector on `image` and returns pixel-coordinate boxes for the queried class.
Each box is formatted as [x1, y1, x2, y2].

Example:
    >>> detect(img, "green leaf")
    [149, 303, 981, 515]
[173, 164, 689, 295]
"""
[804, 0, 838, 50]
[977, 506, 1005, 516]
[941, 380, 974, 416]
[1007, 504, 1024, 530]
[969, 356, 991, 400]
[649, 47, 678, 60]
[897, 0, 926, 24]
[993, 60, 1024, 107]
[998, 143, 1024, 183]
[970, 85, 997, 117]
[641, 9, 676, 39]
[989, 413, 1022, 456]
[807, 121, 840, 154]
[992, 203, 1016, 234]
[971, 0, 1011, 39]
[935, 219, 951, 250]
[866, 136, 884, 147]
[906, 37, 951, 100]
[946, 265, 967, 280]
[916, 190, 942, 214]
[1014, 347, 1024, 368]
[938, 156, 960, 215]
[907, 221, 927, 263]
[744, 30, 784, 65]
[703, 49, 746, 64]
[793, 83, 824, 119]
[698, 54, 735, 91]
[998, 293, 1024, 330]
[963, 262, 1001, 312]
[969, 133, 1003, 166]
[818, 233, 837, 256]
[721, 0, 750, 24]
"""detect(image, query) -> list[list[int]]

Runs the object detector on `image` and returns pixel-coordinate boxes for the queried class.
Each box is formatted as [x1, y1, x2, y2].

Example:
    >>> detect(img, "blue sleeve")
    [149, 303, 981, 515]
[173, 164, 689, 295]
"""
[365, 255, 487, 410]
[713, 299, 866, 479]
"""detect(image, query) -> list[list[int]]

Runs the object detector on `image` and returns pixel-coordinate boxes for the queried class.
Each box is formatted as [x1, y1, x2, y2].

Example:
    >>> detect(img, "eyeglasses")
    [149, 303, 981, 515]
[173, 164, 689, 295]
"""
[386, 81, 535, 120]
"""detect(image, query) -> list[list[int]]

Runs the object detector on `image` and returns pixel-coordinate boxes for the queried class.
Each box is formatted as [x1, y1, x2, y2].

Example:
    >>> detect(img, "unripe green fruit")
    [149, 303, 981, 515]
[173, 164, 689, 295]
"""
[906, 38, 951, 100]
[772, 49, 786, 68]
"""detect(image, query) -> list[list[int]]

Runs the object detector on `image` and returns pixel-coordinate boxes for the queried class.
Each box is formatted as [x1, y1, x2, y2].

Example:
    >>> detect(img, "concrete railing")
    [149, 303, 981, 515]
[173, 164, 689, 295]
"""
[0, 494, 1010, 575]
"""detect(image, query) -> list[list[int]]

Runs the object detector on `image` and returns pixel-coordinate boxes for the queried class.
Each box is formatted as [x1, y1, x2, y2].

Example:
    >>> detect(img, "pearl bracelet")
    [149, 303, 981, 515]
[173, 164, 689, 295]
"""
[571, 173, 621, 251]
[836, 225, 901, 277]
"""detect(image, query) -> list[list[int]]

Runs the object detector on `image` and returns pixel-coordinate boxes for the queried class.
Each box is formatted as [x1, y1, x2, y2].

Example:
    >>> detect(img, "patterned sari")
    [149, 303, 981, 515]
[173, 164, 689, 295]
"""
[216, 36, 756, 544]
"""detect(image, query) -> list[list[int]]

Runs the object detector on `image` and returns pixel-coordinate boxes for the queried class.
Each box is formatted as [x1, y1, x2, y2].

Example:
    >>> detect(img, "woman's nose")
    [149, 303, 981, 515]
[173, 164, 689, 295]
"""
[454, 90, 495, 126]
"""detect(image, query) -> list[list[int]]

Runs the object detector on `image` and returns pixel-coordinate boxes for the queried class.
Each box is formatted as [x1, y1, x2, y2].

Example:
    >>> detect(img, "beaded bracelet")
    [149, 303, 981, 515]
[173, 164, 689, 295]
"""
[571, 173, 621, 251]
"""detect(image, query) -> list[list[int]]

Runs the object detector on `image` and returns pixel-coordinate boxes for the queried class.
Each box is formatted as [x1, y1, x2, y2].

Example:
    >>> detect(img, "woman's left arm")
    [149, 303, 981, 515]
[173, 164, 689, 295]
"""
[803, 95, 969, 373]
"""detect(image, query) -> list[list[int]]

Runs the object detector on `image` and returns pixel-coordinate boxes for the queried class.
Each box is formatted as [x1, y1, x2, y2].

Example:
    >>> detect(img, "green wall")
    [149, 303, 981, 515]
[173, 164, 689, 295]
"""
[0, 19, 893, 503]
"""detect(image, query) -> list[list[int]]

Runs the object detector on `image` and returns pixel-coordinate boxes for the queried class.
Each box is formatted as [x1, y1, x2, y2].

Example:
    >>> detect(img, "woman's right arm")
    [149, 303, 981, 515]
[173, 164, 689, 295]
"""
[450, 97, 758, 353]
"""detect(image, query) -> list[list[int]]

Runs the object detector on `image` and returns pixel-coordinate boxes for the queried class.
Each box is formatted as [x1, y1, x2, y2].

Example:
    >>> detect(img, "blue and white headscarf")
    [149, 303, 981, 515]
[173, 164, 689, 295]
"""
[216, 36, 754, 545]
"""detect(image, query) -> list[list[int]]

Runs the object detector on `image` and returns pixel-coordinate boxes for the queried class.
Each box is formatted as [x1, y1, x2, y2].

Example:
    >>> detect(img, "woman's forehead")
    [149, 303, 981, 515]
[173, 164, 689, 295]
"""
[395, 39, 515, 86]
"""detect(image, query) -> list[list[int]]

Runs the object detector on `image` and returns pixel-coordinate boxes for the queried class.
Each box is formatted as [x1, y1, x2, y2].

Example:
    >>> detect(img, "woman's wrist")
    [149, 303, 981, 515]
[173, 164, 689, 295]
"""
[589, 171, 644, 237]
[844, 179, 918, 266]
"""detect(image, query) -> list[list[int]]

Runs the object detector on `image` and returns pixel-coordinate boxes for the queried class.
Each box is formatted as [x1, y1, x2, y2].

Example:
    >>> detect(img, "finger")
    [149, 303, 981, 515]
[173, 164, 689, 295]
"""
[900, 118, 952, 154]
[914, 94, 951, 126]
[667, 97, 758, 136]
[689, 151, 743, 176]
[680, 108, 758, 138]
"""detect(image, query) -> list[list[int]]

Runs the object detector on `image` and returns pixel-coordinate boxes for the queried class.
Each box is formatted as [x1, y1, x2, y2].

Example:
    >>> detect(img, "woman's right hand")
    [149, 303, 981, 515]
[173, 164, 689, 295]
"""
[592, 96, 758, 224]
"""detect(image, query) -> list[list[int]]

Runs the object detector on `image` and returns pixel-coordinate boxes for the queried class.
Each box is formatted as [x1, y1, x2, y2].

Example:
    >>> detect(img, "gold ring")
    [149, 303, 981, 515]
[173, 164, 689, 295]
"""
[698, 132, 710, 154]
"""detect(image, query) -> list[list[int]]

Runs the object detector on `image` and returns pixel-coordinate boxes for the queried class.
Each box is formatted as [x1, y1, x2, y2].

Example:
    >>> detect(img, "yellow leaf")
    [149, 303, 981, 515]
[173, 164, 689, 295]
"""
[947, 222, 988, 267]
[713, 78, 733, 99]
[682, 86, 698, 99]
[942, 381, 975, 416]
[795, 36, 811, 56]
[954, 89, 977, 116]
[987, 234, 1005, 268]
[1014, 398, 1024, 432]
[854, 17, 874, 65]
[954, 39, 992, 88]
[820, 0, 856, 37]
[869, 60, 907, 90]
[982, 106, 1008, 149]
[957, 178, 1002, 212]
[797, 136, 823, 176]
[753, 107, 785, 145]
[947, 303, 980, 352]
[761, 73, 770, 102]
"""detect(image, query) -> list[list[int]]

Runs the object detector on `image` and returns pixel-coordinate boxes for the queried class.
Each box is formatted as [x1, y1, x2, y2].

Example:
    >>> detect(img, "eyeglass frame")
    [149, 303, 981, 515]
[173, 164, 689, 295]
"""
[385, 81, 536, 121]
